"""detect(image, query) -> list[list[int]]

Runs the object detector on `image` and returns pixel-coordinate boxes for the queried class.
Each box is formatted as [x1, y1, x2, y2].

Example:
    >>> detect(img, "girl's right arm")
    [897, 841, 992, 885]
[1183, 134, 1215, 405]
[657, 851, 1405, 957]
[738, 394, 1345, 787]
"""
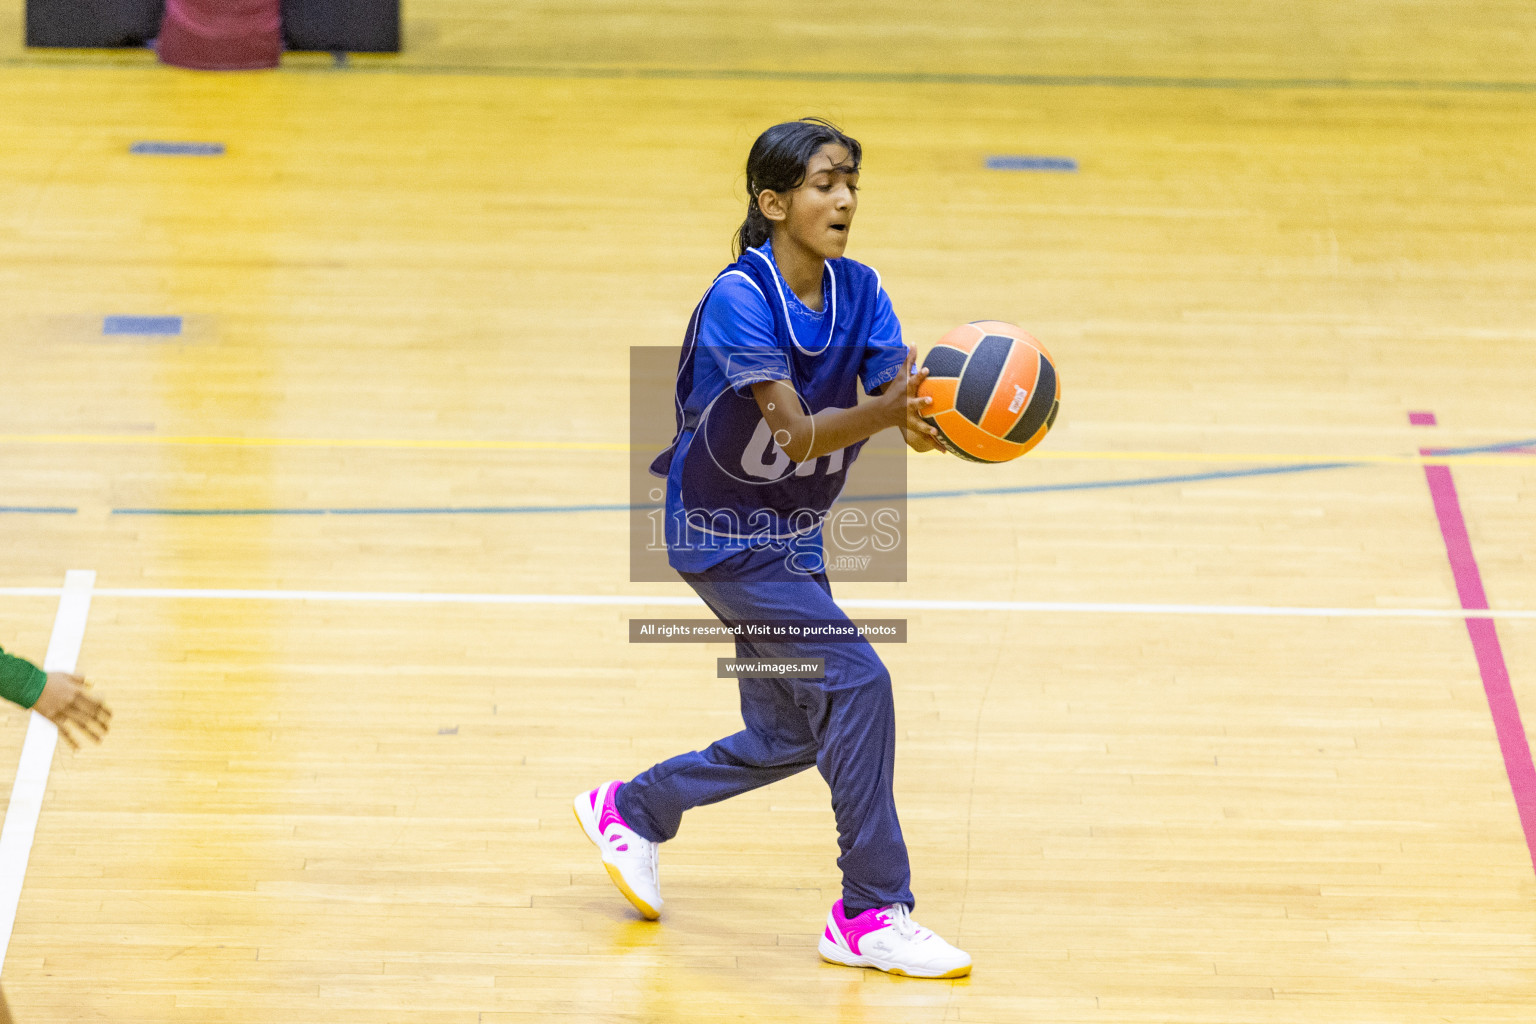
[750, 347, 941, 463]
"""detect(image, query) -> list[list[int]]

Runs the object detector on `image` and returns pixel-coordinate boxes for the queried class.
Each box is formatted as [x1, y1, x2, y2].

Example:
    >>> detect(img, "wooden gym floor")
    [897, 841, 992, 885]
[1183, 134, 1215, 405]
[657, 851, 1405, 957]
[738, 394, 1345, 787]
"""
[1, 1, 1534, 1021]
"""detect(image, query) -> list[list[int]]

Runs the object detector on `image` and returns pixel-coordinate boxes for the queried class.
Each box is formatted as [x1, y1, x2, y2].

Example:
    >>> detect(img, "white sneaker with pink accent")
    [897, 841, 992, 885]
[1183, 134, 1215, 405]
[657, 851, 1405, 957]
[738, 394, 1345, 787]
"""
[573, 780, 662, 920]
[818, 899, 972, 978]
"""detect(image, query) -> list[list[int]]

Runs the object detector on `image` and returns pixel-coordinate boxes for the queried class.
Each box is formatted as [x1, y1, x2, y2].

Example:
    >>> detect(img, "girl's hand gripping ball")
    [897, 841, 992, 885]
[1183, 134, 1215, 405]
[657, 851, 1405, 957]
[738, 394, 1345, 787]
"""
[915, 321, 1060, 463]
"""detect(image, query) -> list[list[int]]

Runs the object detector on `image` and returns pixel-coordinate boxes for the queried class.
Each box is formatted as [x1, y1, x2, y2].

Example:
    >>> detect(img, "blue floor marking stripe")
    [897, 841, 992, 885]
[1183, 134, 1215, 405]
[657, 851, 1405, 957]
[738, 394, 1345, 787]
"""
[1423, 436, 1536, 456]
[104, 316, 182, 336]
[326, 503, 628, 515]
[107, 458, 1366, 516]
[113, 502, 638, 516]
[96, 435, 1536, 517]
[130, 142, 225, 156]
[114, 508, 327, 516]
[0, 507, 76, 515]
[3, 54, 1533, 93]
[854, 460, 1360, 504]
[987, 156, 1078, 171]
[305, 61, 1536, 94]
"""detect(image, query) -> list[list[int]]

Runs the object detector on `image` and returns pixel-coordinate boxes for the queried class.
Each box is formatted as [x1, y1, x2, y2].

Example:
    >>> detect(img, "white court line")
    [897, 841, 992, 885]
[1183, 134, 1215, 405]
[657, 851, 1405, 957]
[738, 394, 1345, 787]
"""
[0, 584, 1532, 619]
[0, 570, 94, 975]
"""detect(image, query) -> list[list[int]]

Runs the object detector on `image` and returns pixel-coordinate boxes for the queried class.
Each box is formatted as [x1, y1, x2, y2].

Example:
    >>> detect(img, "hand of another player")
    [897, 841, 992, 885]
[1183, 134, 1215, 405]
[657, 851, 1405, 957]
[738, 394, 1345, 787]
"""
[32, 672, 112, 750]
[891, 347, 946, 453]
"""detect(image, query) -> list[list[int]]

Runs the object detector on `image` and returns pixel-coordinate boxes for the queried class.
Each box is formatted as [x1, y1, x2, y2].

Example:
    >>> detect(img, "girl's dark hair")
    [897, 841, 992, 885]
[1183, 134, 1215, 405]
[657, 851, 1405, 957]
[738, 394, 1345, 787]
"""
[735, 117, 862, 257]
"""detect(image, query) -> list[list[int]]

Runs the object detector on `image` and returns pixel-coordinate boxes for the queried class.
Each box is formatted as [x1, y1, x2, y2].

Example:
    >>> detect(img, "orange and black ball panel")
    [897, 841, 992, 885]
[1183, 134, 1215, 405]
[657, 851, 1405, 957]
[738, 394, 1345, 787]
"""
[915, 321, 1061, 463]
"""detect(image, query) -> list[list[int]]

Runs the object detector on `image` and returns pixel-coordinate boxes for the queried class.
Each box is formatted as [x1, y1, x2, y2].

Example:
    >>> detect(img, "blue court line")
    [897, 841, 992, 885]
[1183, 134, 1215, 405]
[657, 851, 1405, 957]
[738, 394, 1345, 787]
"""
[112, 502, 641, 516]
[987, 156, 1078, 172]
[857, 460, 1360, 504]
[1421, 436, 1536, 456]
[109, 459, 1363, 516]
[130, 142, 225, 156]
[92, 436, 1536, 517]
[3, 55, 1534, 94]
[301, 61, 1536, 95]
[114, 508, 326, 516]
[103, 315, 182, 336]
[0, 506, 76, 514]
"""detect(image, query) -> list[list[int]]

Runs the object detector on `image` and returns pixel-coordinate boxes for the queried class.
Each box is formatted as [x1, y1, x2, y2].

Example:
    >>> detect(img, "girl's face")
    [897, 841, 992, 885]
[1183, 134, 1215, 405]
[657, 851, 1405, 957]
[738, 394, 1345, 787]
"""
[761, 143, 860, 260]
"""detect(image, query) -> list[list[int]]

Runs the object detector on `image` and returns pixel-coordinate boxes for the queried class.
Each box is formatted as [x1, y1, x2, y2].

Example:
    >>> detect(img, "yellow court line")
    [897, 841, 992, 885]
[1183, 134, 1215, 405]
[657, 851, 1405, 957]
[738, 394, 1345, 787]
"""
[0, 434, 1532, 465]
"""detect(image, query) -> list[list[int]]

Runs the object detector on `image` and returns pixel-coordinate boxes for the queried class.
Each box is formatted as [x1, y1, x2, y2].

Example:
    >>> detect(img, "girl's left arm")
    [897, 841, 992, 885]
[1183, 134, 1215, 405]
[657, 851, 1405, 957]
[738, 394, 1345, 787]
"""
[752, 347, 941, 462]
[859, 285, 945, 453]
[868, 382, 947, 454]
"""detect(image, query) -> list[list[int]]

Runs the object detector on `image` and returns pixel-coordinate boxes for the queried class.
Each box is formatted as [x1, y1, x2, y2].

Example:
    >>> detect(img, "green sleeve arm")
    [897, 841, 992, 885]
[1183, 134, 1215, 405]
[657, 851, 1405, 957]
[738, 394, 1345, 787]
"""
[0, 647, 47, 709]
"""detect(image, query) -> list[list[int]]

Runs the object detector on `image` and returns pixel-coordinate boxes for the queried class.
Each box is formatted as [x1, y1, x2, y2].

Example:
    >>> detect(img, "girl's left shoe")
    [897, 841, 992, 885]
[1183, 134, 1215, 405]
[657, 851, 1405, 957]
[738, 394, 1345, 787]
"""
[818, 899, 972, 978]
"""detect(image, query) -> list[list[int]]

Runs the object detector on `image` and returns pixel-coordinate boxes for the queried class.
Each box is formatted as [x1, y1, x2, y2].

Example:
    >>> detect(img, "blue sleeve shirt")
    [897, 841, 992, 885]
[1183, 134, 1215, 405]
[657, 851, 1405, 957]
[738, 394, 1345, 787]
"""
[699, 272, 906, 397]
[698, 273, 791, 395]
[858, 283, 906, 394]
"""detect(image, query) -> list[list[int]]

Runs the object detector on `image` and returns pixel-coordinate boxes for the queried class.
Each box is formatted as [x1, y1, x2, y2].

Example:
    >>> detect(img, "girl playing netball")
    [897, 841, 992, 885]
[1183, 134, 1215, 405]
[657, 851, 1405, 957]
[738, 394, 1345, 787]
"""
[577, 118, 971, 978]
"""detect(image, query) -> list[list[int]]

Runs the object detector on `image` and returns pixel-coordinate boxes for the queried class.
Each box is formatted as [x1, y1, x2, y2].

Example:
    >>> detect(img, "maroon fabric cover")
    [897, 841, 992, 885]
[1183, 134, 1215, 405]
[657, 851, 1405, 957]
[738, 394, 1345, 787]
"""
[157, 0, 282, 70]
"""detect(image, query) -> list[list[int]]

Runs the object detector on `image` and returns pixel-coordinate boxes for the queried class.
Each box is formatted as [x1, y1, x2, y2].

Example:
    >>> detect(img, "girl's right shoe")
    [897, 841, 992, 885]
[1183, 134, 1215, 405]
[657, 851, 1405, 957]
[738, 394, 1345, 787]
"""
[818, 899, 972, 978]
[573, 781, 663, 920]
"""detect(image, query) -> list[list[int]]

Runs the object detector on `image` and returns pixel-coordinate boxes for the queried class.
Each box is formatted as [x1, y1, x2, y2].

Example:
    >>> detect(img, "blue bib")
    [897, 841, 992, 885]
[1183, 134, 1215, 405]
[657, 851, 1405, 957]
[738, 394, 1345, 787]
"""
[651, 245, 886, 572]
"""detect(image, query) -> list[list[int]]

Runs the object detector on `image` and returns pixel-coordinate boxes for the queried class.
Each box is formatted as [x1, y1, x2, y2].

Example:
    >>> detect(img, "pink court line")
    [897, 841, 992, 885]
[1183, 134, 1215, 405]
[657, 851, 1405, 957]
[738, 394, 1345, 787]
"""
[1417, 425, 1536, 876]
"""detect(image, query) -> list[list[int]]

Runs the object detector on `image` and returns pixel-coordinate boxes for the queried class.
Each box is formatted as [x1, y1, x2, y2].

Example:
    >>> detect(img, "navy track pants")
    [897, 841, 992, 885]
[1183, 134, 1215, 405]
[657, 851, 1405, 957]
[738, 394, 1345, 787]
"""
[616, 545, 914, 912]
